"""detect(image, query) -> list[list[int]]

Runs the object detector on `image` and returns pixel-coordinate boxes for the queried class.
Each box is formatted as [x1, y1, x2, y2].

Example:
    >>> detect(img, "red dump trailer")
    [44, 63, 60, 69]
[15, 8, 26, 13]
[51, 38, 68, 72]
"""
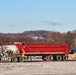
[11, 42, 69, 62]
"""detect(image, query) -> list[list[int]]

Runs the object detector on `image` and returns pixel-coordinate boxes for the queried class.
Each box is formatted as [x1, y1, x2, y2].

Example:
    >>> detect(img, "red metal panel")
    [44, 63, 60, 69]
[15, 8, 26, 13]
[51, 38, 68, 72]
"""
[14, 42, 69, 54]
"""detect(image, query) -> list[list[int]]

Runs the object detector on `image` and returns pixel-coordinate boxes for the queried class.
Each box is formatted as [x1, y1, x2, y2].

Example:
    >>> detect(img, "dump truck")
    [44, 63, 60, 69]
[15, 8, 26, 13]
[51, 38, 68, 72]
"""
[8, 42, 69, 62]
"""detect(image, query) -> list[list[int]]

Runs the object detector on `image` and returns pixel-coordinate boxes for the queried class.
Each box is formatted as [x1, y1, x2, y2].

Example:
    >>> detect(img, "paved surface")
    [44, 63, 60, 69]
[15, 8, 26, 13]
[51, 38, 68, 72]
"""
[0, 60, 76, 75]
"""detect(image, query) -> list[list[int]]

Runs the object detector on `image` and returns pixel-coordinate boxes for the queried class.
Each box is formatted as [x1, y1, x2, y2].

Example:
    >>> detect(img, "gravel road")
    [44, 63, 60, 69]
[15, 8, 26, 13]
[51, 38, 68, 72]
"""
[0, 60, 76, 75]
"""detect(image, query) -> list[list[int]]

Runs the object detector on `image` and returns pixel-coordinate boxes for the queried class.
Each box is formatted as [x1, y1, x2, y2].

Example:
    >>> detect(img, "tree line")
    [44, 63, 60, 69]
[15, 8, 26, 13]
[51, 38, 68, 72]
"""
[0, 30, 76, 49]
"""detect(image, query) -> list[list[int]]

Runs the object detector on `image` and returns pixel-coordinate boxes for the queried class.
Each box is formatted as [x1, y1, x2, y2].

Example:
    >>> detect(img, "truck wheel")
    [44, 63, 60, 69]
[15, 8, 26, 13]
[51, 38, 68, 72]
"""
[16, 57, 20, 62]
[19, 57, 25, 62]
[49, 55, 53, 61]
[21, 57, 26, 62]
[19, 57, 22, 62]
[56, 55, 62, 61]
[42, 56, 46, 61]
[11, 57, 17, 62]
[63, 55, 68, 61]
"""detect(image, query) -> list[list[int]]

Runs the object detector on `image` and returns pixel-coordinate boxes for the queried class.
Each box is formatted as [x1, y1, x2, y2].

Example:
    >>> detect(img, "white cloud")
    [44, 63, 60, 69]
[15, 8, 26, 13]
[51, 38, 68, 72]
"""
[9, 25, 15, 27]
[43, 21, 61, 26]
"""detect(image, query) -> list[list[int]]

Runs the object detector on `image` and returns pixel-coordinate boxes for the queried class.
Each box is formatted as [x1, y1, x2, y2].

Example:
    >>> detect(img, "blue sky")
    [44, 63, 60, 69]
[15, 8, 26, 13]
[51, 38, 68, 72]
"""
[0, 0, 76, 33]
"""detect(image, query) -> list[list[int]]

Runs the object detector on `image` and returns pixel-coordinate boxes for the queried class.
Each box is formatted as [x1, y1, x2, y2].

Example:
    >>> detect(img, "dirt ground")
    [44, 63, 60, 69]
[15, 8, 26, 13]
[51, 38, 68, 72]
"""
[0, 59, 76, 75]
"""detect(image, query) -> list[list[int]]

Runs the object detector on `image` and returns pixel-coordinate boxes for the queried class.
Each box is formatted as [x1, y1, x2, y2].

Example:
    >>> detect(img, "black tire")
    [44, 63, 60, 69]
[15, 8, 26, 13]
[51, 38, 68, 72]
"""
[63, 55, 68, 61]
[21, 57, 26, 62]
[19, 57, 26, 62]
[56, 55, 62, 61]
[49, 55, 53, 61]
[42, 56, 46, 61]
[11, 57, 17, 62]
[17, 57, 21, 62]
[17, 57, 20, 62]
